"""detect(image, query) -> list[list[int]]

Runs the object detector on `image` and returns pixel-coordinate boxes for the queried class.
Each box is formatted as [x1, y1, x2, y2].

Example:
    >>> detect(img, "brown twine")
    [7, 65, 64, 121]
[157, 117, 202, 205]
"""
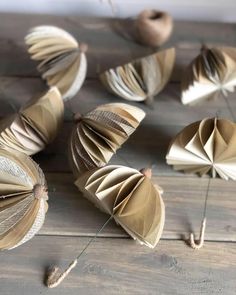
[46, 215, 113, 288]
[33, 184, 48, 200]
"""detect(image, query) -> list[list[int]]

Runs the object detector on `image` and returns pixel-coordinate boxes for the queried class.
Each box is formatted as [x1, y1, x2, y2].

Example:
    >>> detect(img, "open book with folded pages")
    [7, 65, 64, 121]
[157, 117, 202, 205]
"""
[0, 148, 48, 250]
[75, 165, 165, 248]
[100, 48, 175, 103]
[0, 87, 64, 155]
[25, 26, 87, 101]
[166, 117, 236, 180]
[68, 103, 145, 177]
[181, 46, 236, 105]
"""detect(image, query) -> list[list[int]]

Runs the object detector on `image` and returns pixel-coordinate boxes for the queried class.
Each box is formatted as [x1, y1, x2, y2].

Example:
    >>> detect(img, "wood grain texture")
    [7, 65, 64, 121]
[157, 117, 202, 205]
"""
[0, 236, 235, 295]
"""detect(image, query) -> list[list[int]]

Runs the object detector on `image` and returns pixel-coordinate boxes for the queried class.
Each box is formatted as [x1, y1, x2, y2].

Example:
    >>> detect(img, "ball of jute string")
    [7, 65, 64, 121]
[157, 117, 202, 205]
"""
[135, 9, 173, 47]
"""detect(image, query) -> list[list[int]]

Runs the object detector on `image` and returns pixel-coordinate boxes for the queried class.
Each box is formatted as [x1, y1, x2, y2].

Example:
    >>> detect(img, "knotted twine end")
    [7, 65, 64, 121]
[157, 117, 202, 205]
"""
[140, 167, 152, 179]
[46, 259, 78, 288]
[74, 112, 82, 123]
[33, 184, 48, 201]
[189, 217, 206, 250]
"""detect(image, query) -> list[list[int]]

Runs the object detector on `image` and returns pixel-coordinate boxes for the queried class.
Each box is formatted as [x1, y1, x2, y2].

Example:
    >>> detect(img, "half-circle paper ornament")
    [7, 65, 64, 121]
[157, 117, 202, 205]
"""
[0, 148, 48, 250]
[75, 165, 165, 248]
[100, 48, 175, 103]
[181, 46, 236, 105]
[25, 26, 87, 101]
[68, 103, 145, 177]
[166, 117, 236, 180]
[0, 87, 64, 155]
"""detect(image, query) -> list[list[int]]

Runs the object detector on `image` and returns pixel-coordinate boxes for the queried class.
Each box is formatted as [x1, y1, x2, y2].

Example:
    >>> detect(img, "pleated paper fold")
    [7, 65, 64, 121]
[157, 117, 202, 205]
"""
[75, 165, 165, 248]
[25, 26, 87, 100]
[0, 148, 48, 250]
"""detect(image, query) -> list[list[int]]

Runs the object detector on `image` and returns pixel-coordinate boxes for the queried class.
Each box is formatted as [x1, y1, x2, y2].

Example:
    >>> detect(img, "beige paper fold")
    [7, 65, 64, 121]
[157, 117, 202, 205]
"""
[100, 48, 175, 103]
[75, 165, 165, 248]
[0, 87, 64, 155]
[166, 117, 236, 180]
[68, 103, 145, 177]
[0, 148, 48, 250]
[181, 46, 236, 105]
[25, 26, 87, 101]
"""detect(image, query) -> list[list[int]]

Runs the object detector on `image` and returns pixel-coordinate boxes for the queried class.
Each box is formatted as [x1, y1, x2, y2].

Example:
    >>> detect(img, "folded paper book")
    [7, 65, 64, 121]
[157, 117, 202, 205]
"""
[75, 165, 165, 248]
[25, 26, 87, 101]
[0, 148, 48, 250]
[68, 103, 145, 177]
[181, 46, 236, 105]
[0, 87, 64, 155]
[100, 48, 175, 103]
[166, 117, 236, 180]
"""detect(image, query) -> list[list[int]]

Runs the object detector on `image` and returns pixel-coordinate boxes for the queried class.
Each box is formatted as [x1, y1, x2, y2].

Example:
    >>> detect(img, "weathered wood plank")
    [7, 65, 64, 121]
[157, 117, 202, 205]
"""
[0, 13, 236, 79]
[39, 173, 236, 242]
[0, 237, 235, 295]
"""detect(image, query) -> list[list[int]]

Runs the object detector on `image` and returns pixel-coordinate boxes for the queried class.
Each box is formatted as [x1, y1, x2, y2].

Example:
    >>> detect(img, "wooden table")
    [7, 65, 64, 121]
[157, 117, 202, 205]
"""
[0, 13, 236, 295]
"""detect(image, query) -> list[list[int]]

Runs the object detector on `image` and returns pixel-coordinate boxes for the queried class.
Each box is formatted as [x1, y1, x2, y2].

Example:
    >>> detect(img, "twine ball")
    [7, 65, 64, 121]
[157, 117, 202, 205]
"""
[135, 9, 173, 47]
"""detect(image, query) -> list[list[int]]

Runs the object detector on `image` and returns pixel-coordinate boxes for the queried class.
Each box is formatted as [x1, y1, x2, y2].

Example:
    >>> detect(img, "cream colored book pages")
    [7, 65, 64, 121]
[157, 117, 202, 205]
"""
[166, 117, 236, 180]
[0, 148, 48, 250]
[100, 48, 175, 103]
[75, 165, 165, 248]
[181, 46, 236, 105]
[68, 103, 145, 177]
[0, 87, 64, 155]
[25, 25, 87, 101]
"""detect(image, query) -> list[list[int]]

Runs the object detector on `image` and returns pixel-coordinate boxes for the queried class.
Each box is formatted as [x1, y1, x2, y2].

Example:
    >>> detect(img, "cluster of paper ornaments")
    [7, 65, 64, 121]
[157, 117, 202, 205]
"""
[0, 148, 48, 250]
[25, 26, 87, 101]
[166, 117, 236, 180]
[181, 46, 236, 105]
[0, 87, 63, 155]
[68, 103, 145, 177]
[75, 165, 165, 248]
[100, 48, 175, 103]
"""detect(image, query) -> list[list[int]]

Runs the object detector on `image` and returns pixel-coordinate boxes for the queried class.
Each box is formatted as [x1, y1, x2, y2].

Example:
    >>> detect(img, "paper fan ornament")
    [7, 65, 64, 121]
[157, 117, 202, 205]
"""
[68, 103, 145, 177]
[0, 87, 64, 155]
[0, 148, 48, 250]
[181, 46, 236, 105]
[166, 117, 236, 180]
[46, 166, 165, 288]
[25, 26, 87, 101]
[100, 48, 175, 103]
[166, 117, 236, 249]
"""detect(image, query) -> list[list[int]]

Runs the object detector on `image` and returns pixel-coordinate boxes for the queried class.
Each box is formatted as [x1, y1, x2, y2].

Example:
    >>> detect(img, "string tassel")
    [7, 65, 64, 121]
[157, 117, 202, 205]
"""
[47, 259, 78, 288]
[189, 217, 207, 250]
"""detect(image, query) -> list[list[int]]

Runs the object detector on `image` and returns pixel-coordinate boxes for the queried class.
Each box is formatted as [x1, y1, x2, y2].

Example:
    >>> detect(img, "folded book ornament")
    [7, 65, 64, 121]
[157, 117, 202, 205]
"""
[68, 103, 146, 177]
[25, 26, 87, 101]
[0, 87, 64, 155]
[0, 148, 48, 250]
[100, 48, 175, 103]
[166, 117, 236, 249]
[46, 166, 165, 288]
[181, 46, 236, 105]
[166, 117, 236, 180]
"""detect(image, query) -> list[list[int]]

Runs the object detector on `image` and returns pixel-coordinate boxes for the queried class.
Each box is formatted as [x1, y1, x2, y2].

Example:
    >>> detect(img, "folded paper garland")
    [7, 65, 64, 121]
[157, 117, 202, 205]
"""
[25, 26, 87, 101]
[181, 46, 236, 105]
[0, 148, 48, 250]
[75, 165, 165, 248]
[68, 103, 145, 177]
[100, 48, 175, 103]
[166, 117, 236, 180]
[0, 87, 64, 155]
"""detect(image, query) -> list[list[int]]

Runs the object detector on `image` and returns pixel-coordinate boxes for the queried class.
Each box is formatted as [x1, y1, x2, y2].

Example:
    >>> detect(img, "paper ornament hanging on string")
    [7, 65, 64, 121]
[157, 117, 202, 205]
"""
[0, 148, 48, 250]
[68, 103, 145, 177]
[181, 46, 236, 105]
[75, 165, 165, 248]
[25, 26, 87, 101]
[166, 117, 236, 180]
[100, 48, 175, 103]
[0, 87, 64, 155]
